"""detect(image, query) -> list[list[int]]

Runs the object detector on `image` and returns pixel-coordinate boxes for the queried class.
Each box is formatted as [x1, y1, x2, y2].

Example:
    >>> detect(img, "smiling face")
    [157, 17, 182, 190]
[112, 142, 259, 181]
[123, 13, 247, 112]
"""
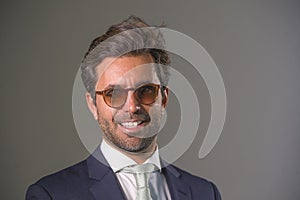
[86, 54, 168, 153]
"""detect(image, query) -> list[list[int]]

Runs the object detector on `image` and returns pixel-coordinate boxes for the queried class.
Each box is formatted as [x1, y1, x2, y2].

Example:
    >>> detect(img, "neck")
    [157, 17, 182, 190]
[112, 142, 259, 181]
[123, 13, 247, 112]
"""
[104, 138, 157, 164]
[123, 142, 157, 164]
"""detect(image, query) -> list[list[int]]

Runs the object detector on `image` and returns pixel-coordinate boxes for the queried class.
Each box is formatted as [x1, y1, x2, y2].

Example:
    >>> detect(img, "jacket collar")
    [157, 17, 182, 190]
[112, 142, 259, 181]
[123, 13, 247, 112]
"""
[86, 147, 189, 200]
[161, 160, 189, 200]
[86, 146, 126, 200]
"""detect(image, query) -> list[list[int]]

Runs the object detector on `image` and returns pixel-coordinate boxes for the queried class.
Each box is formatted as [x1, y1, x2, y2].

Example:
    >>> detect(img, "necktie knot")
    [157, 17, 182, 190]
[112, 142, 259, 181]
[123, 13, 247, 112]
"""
[122, 163, 157, 174]
[122, 163, 157, 200]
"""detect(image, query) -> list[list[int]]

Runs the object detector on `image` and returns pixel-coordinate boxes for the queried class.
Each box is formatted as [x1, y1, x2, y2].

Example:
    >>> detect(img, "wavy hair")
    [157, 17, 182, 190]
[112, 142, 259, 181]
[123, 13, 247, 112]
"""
[80, 15, 170, 102]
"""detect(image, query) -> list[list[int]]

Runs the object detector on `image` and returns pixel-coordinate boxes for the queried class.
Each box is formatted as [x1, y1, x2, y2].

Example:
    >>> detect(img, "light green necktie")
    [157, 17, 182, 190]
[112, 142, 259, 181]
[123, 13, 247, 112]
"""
[122, 163, 157, 200]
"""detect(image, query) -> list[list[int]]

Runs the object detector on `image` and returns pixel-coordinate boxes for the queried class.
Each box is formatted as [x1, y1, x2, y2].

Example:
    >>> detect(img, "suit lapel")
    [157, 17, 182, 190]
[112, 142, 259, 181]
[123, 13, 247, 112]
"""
[86, 147, 126, 200]
[162, 162, 189, 200]
[85, 147, 190, 200]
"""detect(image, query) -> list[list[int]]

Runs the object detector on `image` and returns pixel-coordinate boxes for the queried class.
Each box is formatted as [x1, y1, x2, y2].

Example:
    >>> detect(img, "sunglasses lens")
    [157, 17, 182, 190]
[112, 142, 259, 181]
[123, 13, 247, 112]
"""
[103, 88, 127, 108]
[101, 84, 160, 108]
[136, 84, 159, 105]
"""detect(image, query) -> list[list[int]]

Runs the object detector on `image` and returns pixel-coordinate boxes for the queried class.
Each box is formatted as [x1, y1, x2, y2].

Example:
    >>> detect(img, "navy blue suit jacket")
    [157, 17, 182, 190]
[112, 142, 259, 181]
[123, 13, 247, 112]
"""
[26, 148, 221, 200]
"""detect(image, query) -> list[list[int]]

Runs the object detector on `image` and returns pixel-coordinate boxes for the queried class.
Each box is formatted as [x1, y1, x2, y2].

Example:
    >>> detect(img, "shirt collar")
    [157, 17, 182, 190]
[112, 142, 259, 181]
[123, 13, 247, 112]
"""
[100, 140, 162, 173]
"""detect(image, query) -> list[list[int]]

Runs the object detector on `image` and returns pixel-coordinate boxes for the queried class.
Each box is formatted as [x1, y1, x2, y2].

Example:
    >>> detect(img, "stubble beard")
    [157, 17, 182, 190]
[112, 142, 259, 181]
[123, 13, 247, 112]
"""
[98, 115, 156, 153]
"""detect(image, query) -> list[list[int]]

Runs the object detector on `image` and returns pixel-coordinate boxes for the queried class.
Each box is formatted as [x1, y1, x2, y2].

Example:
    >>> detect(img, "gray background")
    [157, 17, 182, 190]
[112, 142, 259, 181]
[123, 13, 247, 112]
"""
[1, 0, 300, 199]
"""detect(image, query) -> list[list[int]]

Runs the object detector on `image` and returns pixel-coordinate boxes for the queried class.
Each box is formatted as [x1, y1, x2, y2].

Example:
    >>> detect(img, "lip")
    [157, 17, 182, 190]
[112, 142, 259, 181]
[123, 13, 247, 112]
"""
[117, 120, 149, 134]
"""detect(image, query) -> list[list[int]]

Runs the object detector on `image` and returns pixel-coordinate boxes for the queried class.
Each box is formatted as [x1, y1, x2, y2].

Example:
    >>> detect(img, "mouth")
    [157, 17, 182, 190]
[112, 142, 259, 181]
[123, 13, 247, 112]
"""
[120, 121, 143, 128]
[117, 120, 148, 133]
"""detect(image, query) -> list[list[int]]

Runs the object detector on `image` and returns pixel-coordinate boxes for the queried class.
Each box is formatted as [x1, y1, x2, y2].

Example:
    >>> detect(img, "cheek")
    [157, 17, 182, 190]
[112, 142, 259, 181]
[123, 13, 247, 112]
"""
[101, 109, 114, 120]
[148, 98, 165, 118]
[96, 101, 115, 120]
[148, 105, 163, 118]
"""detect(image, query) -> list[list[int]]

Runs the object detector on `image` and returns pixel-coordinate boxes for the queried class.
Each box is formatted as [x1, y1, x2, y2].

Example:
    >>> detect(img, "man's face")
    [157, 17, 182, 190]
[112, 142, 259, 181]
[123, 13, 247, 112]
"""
[87, 54, 168, 153]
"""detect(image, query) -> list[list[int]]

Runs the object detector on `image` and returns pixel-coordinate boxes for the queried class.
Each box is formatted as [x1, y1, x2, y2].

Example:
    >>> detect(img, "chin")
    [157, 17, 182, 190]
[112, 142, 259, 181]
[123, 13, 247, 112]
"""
[118, 136, 155, 153]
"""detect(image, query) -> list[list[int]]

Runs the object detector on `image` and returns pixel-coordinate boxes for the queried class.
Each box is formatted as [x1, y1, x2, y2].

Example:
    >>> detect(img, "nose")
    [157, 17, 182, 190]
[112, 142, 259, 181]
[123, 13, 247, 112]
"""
[123, 91, 141, 113]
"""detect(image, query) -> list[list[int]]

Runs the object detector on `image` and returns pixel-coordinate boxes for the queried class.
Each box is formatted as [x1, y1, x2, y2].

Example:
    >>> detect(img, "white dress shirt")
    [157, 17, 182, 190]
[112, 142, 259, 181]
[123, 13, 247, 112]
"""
[101, 140, 171, 200]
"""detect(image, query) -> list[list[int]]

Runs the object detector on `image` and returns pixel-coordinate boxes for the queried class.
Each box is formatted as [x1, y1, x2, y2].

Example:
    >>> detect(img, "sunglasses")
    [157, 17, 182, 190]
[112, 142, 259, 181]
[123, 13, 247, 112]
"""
[95, 83, 165, 109]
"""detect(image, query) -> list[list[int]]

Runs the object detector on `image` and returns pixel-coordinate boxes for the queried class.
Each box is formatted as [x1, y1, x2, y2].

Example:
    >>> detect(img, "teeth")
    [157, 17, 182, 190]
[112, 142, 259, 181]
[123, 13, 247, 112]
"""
[121, 121, 142, 128]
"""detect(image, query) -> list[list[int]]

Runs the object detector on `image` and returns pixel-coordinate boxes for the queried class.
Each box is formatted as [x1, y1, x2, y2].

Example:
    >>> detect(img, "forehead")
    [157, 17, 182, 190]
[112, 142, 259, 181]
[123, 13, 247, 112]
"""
[96, 55, 160, 89]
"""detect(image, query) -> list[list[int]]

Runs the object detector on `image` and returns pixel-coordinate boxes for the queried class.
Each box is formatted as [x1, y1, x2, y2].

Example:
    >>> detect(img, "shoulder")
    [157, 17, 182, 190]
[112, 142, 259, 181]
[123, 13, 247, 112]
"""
[36, 160, 88, 187]
[172, 165, 212, 184]
[164, 164, 222, 199]
[26, 159, 92, 199]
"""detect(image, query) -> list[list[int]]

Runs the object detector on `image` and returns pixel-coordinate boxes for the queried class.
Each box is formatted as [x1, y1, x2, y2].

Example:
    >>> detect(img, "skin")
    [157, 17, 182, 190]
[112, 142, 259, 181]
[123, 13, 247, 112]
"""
[86, 54, 168, 164]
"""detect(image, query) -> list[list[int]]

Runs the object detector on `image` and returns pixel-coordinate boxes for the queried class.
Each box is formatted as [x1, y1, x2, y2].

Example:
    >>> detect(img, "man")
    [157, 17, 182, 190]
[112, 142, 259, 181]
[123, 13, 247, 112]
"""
[26, 16, 221, 200]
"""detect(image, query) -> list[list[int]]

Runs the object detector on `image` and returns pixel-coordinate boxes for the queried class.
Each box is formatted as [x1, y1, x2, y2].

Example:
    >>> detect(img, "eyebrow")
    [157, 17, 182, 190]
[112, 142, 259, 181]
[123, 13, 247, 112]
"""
[103, 80, 155, 90]
[100, 84, 119, 91]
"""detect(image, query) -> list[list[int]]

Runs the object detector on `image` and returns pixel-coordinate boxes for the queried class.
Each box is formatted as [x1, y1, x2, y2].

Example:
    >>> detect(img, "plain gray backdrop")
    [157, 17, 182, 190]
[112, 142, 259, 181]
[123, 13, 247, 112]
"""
[1, 0, 300, 199]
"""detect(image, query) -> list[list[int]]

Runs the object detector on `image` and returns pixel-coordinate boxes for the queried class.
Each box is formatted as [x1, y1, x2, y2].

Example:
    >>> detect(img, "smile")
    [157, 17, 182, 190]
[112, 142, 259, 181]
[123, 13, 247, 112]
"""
[117, 119, 149, 134]
[120, 121, 143, 128]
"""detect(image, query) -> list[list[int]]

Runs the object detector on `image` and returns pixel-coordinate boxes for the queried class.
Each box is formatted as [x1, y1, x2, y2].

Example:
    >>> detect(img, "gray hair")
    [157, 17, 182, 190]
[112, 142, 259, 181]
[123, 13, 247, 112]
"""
[80, 16, 170, 102]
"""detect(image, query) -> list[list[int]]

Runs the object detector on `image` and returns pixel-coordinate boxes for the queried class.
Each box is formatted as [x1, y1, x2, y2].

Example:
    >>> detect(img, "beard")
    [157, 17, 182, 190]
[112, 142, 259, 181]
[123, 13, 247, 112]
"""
[98, 114, 156, 153]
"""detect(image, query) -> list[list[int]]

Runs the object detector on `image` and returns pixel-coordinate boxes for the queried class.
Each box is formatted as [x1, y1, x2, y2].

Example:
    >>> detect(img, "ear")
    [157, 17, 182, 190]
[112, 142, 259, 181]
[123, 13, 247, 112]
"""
[86, 92, 98, 120]
[162, 87, 169, 107]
